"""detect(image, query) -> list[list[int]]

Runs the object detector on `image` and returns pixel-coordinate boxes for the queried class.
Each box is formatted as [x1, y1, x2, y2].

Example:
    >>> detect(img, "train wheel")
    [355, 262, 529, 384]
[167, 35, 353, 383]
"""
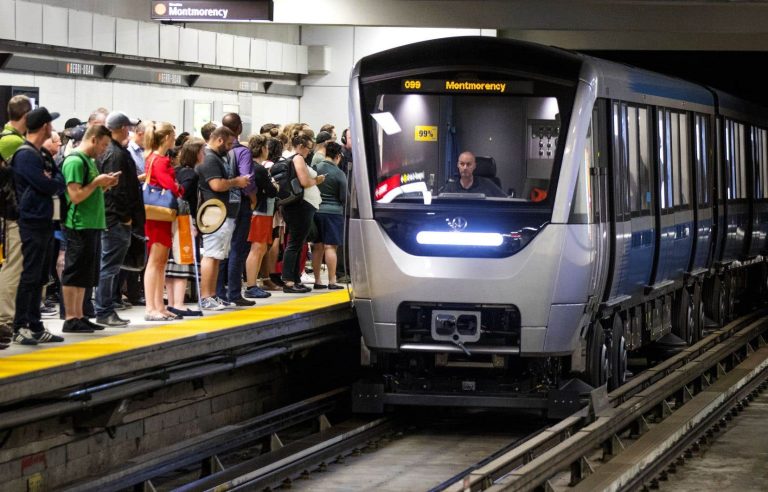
[607, 314, 627, 391]
[585, 322, 608, 388]
[712, 275, 728, 326]
[672, 288, 695, 346]
[692, 283, 704, 344]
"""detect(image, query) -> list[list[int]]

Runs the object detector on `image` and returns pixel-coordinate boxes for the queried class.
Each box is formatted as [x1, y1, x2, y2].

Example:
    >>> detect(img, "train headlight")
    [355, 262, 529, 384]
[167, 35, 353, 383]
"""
[416, 231, 503, 246]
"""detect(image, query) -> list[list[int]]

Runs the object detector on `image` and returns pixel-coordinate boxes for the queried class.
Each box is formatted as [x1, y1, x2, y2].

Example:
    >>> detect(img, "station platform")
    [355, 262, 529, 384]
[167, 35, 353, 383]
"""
[0, 286, 354, 407]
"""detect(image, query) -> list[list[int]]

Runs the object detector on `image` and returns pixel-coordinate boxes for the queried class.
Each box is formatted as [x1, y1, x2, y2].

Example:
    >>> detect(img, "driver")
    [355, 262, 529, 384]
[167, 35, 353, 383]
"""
[440, 151, 506, 197]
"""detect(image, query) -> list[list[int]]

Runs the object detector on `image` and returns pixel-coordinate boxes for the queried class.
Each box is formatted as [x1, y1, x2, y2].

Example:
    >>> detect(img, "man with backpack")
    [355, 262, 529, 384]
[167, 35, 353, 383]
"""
[11, 107, 67, 345]
[0, 95, 32, 348]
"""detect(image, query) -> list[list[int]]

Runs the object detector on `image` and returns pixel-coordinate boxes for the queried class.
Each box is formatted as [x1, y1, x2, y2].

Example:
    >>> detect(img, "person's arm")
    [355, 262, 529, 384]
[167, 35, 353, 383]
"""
[150, 157, 184, 197]
[235, 148, 257, 195]
[15, 149, 65, 196]
[293, 155, 324, 188]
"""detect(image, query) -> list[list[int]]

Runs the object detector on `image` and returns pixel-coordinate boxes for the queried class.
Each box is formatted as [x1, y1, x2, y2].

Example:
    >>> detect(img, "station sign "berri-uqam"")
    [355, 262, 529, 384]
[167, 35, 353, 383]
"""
[151, 1, 273, 22]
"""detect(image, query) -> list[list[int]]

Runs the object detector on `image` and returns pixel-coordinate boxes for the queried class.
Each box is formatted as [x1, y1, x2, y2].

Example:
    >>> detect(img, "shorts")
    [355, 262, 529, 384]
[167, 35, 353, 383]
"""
[314, 213, 343, 245]
[202, 218, 236, 260]
[62, 228, 100, 288]
[248, 215, 273, 244]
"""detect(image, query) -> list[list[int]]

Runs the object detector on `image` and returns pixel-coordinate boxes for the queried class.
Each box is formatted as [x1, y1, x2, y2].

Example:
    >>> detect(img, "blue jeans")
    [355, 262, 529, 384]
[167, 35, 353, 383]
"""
[216, 204, 250, 301]
[95, 223, 132, 318]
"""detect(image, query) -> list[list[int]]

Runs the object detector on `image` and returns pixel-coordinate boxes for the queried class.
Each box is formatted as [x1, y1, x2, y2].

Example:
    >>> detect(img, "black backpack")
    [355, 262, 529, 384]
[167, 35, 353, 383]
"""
[0, 130, 20, 218]
[269, 154, 303, 206]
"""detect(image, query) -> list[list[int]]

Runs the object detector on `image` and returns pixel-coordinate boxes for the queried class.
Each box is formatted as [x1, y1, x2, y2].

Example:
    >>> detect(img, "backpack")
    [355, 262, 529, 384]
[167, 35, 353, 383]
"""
[269, 154, 303, 206]
[0, 129, 20, 219]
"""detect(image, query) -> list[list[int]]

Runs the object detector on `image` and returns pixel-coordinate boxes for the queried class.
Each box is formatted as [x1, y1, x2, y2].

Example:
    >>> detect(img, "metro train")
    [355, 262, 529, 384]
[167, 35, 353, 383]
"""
[347, 36, 768, 411]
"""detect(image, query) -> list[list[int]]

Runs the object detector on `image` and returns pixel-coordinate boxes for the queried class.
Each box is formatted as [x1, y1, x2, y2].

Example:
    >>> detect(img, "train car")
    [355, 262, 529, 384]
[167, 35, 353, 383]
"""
[347, 36, 768, 412]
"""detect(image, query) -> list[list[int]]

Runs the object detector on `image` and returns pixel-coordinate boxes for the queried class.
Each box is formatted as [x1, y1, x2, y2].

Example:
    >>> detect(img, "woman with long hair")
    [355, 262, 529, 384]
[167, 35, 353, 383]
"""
[143, 121, 183, 321]
[165, 138, 205, 316]
[280, 131, 324, 293]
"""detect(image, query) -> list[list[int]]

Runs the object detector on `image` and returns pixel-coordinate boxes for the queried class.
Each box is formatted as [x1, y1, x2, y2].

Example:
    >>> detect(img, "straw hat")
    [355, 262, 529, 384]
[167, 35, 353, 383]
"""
[196, 199, 227, 234]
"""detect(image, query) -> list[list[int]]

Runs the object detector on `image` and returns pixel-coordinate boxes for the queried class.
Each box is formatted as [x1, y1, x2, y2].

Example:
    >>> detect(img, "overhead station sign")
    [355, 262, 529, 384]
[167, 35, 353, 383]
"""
[151, 1, 273, 22]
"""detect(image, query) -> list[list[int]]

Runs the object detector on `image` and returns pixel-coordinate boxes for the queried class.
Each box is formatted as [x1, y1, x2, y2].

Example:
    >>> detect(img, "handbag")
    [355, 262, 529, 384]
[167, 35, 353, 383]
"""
[143, 154, 178, 222]
[121, 231, 147, 271]
[172, 200, 195, 265]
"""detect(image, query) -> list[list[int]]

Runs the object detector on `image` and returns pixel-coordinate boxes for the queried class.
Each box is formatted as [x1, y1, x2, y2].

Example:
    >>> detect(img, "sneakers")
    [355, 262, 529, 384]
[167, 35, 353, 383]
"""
[244, 285, 272, 299]
[231, 297, 256, 307]
[80, 318, 105, 331]
[40, 303, 58, 317]
[214, 297, 235, 309]
[13, 327, 40, 345]
[33, 329, 64, 343]
[96, 312, 130, 327]
[200, 297, 225, 311]
[62, 319, 94, 333]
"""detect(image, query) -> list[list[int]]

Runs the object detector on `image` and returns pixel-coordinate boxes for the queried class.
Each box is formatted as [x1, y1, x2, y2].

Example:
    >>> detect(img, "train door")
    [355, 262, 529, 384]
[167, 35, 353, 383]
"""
[654, 108, 694, 283]
[589, 102, 611, 304]
[690, 113, 715, 271]
[607, 102, 655, 300]
[748, 126, 768, 257]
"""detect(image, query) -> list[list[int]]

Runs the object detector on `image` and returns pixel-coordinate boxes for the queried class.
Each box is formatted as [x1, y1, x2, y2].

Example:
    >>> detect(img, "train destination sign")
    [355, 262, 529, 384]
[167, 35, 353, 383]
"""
[151, 1, 273, 22]
[401, 79, 533, 94]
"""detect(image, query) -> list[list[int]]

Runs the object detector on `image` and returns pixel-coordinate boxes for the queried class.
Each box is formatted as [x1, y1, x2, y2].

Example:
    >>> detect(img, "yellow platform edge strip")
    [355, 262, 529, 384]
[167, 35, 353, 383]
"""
[0, 290, 351, 380]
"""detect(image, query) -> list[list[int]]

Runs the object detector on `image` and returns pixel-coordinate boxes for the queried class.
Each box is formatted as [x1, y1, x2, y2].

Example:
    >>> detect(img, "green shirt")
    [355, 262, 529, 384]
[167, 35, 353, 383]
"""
[0, 123, 25, 162]
[62, 151, 105, 230]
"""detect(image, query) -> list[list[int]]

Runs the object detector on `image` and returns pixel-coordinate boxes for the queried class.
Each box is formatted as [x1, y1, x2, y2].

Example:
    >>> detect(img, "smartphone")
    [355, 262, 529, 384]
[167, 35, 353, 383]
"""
[110, 171, 122, 177]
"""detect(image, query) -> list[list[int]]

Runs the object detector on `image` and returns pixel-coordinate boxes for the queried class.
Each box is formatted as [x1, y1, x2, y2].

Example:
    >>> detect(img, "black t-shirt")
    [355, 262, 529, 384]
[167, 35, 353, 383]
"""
[196, 147, 238, 218]
[440, 176, 506, 197]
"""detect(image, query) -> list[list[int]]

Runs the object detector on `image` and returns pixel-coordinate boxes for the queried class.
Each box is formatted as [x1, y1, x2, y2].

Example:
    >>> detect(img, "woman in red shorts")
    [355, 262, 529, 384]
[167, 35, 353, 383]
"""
[143, 121, 183, 321]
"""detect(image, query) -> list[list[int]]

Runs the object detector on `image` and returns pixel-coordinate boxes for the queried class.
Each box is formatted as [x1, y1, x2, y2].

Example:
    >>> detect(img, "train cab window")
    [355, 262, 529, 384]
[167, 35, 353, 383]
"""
[360, 74, 575, 207]
[694, 114, 711, 206]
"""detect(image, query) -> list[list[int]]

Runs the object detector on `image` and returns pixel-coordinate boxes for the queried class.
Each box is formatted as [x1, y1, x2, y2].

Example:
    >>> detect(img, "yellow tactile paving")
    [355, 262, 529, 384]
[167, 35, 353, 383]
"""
[0, 290, 351, 380]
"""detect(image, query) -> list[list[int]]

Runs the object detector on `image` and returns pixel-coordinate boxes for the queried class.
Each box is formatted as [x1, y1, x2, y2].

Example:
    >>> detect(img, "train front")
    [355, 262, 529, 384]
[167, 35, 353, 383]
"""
[348, 37, 599, 409]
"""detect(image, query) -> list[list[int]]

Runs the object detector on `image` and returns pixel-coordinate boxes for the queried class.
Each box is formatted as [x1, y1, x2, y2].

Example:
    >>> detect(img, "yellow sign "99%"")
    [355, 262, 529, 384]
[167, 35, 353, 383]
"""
[415, 126, 437, 142]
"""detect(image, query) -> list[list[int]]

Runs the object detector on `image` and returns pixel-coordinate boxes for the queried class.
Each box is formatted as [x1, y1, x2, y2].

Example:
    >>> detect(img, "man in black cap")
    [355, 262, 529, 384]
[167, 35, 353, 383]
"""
[11, 107, 67, 344]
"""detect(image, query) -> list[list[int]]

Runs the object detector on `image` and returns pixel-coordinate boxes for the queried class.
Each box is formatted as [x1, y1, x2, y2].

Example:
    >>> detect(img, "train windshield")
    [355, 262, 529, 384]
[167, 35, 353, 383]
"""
[360, 74, 575, 206]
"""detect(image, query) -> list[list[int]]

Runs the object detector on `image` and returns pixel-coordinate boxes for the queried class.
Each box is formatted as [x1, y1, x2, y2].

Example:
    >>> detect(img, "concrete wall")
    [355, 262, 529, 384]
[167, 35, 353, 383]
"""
[298, 26, 496, 135]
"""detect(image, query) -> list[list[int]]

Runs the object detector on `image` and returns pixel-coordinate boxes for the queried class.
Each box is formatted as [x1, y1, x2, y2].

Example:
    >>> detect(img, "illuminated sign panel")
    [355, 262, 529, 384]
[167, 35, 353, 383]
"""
[151, 1, 273, 22]
[401, 79, 534, 94]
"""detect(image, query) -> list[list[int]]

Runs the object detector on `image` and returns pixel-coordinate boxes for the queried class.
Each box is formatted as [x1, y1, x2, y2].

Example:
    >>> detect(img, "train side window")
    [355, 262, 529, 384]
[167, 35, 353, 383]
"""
[638, 107, 652, 211]
[694, 114, 711, 207]
[737, 123, 747, 199]
[671, 111, 682, 207]
[658, 109, 674, 210]
[679, 113, 691, 206]
[612, 102, 630, 219]
[627, 105, 640, 213]
[725, 120, 736, 200]
[762, 129, 768, 199]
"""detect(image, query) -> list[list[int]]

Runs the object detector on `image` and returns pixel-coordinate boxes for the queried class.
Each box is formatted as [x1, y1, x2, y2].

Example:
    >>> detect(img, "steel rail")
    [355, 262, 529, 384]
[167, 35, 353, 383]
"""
[438, 310, 767, 492]
[61, 388, 350, 492]
[489, 314, 768, 491]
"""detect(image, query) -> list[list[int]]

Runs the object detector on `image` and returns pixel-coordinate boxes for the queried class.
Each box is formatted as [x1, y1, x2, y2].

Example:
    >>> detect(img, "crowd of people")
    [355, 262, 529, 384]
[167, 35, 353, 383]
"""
[0, 94, 352, 349]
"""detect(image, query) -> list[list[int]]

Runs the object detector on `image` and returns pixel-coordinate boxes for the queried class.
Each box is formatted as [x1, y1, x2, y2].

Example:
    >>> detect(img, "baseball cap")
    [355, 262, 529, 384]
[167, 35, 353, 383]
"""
[26, 107, 60, 132]
[315, 131, 333, 145]
[64, 117, 83, 129]
[106, 111, 140, 130]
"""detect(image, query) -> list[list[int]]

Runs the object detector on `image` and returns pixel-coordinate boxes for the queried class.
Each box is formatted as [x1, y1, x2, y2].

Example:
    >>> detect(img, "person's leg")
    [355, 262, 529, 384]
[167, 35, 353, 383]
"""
[281, 202, 315, 287]
[95, 224, 131, 319]
[172, 279, 188, 309]
[312, 242, 325, 285]
[0, 220, 23, 329]
[325, 244, 338, 284]
[144, 243, 170, 316]
[246, 242, 268, 286]
[14, 225, 50, 332]
[201, 257, 220, 298]
[224, 209, 252, 301]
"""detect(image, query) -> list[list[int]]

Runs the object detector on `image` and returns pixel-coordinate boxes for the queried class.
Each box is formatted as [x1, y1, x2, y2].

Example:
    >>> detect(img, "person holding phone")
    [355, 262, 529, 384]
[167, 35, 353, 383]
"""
[95, 111, 142, 327]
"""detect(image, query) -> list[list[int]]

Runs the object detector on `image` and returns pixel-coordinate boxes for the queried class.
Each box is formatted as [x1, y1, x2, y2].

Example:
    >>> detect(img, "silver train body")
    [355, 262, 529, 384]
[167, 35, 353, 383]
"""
[347, 37, 768, 408]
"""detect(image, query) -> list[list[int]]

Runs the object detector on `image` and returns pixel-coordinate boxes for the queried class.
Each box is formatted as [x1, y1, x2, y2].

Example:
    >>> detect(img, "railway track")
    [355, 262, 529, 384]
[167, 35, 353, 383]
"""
[62, 311, 768, 491]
